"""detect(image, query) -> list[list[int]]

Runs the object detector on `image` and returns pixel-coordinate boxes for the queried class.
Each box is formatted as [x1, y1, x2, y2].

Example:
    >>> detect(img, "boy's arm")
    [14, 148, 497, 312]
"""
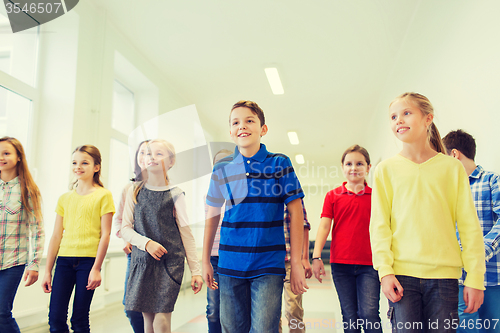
[287, 198, 308, 295]
[302, 227, 312, 279]
[203, 205, 221, 290]
[484, 174, 500, 261]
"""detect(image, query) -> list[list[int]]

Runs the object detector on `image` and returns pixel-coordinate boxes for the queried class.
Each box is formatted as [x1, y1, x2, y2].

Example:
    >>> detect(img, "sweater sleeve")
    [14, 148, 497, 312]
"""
[174, 194, 202, 276]
[456, 167, 486, 290]
[121, 186, 151, 251]
[369, 164, 395, 280]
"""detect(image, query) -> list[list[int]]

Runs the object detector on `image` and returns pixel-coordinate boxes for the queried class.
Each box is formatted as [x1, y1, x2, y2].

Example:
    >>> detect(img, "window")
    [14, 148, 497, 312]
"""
[0, 85, 33, 154]
[112, 80, 135, 134]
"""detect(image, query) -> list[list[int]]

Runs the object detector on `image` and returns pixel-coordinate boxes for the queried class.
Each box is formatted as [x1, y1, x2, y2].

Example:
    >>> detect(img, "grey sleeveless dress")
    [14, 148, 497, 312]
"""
[125, 186, 185, 313]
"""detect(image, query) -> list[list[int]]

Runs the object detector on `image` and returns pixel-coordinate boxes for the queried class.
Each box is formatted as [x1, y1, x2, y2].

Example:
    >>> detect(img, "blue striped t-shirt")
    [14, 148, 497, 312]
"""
[206, 144, 304, 278]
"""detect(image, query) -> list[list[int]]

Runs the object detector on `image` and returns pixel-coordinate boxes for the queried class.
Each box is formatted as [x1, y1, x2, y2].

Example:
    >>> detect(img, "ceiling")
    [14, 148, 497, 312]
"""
[88, 0, 422, 178]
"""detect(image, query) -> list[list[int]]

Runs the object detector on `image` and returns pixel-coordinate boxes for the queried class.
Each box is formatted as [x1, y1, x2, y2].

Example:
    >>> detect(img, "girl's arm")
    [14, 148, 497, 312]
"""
[203, 205, 221, 290]
[114, 184, 133, 254]
[41, 214, 64, 293]
[312, 217, 332, 283]
[24, 198, 45, 287]
[87, 212, 112, 290]
[121, 186, 155, 253]
[174, 194, 203, 294]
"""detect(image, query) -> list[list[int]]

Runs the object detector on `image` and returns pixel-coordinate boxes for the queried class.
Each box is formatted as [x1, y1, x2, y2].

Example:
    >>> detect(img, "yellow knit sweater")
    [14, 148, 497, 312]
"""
[370, 153, 485, 290]
[56, 187, 115, 257]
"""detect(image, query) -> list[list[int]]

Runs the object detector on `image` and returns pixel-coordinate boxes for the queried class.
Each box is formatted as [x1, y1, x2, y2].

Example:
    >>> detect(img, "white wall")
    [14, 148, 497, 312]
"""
[9, 1, 221, 329]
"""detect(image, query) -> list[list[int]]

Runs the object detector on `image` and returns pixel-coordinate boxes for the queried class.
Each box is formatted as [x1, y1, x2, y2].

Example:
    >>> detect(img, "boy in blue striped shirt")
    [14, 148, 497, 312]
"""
[443, 129, 500, 331]
[203, 100, 307, 333]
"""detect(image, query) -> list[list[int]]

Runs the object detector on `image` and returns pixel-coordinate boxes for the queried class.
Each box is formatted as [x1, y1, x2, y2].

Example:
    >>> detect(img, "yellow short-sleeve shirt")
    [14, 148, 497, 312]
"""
[56, 187, 115, 257]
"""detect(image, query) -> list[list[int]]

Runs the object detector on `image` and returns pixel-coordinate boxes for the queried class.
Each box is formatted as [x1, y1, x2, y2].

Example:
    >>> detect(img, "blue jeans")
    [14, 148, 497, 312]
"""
[207, 256, 222, 333]
[458, 285, 500, 333]
[331, 263, 382, 333]
[48, 257, 96, 333]
[0, 265, 25, 333]
[388, 276, 458, 333]
[219, 274, 284, 333]
[124, 253, 144, 333]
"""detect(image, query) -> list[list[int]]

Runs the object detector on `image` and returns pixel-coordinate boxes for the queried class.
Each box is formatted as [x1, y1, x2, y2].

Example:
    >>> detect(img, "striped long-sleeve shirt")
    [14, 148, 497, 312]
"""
[0, 177, 44, 271]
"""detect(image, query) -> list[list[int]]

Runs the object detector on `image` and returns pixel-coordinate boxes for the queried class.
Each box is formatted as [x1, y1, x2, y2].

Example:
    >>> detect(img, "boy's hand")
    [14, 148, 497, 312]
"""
[381, 274, 403, 303]
[87, 268, 102, 290]
[23, 270, 38, 287]
[145, 240, 168, 260]
[463, 286, 484, 313]
[291, 263, 309, 295]
[312, 259, 326, 283]
[202, 261, 218, 290]
[191, 275, 204, 294]
[41, 273, 52, 293]
[302, 258, 312, 279]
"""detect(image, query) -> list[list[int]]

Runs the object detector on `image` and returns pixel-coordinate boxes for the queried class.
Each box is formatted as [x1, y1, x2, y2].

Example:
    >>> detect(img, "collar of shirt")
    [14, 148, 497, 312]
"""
[339, 181, 372, 195]
[0, 176, 20, 189]
[233, 144, 268, 164]
[469, 165, 484, 180]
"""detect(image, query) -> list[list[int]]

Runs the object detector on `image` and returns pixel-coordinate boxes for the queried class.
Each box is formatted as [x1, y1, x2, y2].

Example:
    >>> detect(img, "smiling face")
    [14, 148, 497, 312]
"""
[0, 141, 19, 176]
[389, 99, 433, 144]
[229, 107, 268, 155]
[145, 141, 174, 172]
[342, 151, 370, 185]
[72, 151, 99, 183]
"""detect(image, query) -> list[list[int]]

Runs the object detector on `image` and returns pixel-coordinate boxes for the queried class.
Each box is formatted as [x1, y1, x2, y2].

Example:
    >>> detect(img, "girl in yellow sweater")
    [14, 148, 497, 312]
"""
[369, 93, 485, 332]
[41, 145, 115, 333]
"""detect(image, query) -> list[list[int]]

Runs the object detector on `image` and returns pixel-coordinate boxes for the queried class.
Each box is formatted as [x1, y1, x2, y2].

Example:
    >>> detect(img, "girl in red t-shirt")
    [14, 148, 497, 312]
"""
[312, 144, 382, 333]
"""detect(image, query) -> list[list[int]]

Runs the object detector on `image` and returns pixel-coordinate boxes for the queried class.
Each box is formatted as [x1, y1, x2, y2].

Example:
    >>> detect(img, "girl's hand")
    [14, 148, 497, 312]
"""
[145, 240, 168, 260]
[123, 242, 133, 255]
[191, 275, 204, 294]
[23, 270, 39, 287]
[41, 273, 52, 293]
[87, 268, 102, 290]
[463, 286, 484, 313]
[203, 261, 218, 290]
[381, 274, 404, 303]
[302, 258, 313, 279]
[312, 259, 325, 283]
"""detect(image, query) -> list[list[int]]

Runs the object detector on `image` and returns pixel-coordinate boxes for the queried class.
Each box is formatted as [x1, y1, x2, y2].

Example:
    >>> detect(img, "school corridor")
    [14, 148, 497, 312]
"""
[21, 266, 390, 333]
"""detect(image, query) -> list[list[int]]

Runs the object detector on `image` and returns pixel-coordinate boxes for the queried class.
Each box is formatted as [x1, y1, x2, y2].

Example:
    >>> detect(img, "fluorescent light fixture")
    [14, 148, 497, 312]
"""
[264, 68, 284, 95]
[287, 131, 299, 145]
[295, 154, 305, 164]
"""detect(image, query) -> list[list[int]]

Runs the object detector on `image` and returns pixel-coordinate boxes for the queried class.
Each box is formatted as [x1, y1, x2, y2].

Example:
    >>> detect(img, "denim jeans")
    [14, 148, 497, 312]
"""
[458, 284, 500, 333]
[207, 256, 222, 333]
[219, 274, 284, 333]
[388, 275, 458, 333]
[0, 265, 25, 333]
[330, 263, 382, 333]
[48, 257, 96, 333]
[124, 253, 144, 333]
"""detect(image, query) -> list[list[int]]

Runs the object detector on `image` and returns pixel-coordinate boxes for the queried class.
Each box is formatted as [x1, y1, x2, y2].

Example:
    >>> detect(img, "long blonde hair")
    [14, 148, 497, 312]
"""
[133, 139, 176, 203]
[390, 92, 446, 153]
[0, 137, 42, 220]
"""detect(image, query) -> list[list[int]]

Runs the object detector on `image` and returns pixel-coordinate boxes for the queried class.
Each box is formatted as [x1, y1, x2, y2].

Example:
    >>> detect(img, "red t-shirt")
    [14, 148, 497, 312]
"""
[321, 182, 373, 265]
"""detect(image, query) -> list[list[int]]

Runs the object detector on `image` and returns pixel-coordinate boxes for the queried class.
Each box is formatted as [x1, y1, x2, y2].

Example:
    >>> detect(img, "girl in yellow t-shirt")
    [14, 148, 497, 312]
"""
[370, 92, 485, 332]
[41, 145, 115, 333]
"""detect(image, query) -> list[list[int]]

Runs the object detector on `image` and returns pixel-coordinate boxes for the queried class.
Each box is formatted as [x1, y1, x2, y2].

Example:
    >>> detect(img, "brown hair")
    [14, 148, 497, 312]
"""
[213, 149, 232, 165]
[71, 145, 104, 189]
[0, 137, 42, 220]
[133, 139, 176, 203]
[341, 144, 371, 165]
[131, 140, 150, 182]
[442, 129, 476, 160]
[230, 100, 265, 126]
[390, 92, 446, 154]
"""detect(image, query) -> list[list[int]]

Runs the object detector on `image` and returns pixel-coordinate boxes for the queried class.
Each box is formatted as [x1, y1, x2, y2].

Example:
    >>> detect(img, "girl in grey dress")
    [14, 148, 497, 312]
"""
[121, 139, 203, 333]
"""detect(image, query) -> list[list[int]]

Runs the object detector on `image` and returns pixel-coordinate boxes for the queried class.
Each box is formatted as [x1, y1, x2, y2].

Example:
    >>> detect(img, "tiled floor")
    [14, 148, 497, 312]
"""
[23, 265, 391, 333]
